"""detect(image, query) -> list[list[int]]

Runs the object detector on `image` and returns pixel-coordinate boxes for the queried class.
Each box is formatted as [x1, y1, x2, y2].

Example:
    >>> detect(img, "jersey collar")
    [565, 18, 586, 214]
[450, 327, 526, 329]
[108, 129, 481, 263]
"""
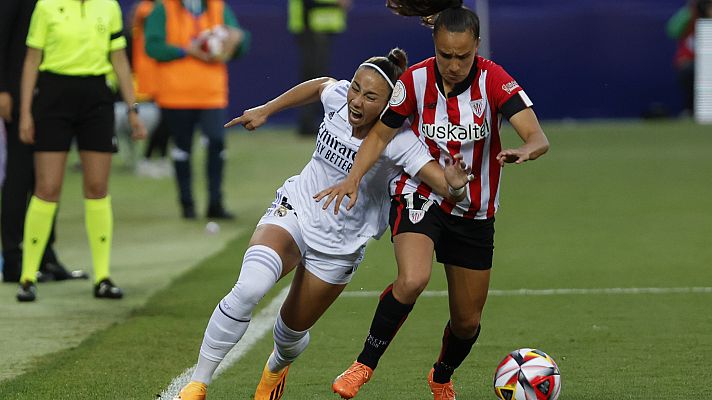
[434, 56, 478, 98]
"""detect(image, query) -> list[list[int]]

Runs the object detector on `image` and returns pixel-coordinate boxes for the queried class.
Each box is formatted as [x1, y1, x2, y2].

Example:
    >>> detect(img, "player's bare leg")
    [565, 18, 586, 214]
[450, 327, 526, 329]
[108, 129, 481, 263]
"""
[333, 233, 434, 399]
[17, 152, 68, 301]
[427, 265, 489, 400]
[79, 151, 123, 298]
[255, 265, 346, 400]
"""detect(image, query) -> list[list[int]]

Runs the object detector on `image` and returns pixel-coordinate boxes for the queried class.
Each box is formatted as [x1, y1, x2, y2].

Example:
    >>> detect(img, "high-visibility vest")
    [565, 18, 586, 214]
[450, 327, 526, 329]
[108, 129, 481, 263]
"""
[288, 0, 346, 34]
[156, 0, 228, 109]
[132, 0, 159, 101]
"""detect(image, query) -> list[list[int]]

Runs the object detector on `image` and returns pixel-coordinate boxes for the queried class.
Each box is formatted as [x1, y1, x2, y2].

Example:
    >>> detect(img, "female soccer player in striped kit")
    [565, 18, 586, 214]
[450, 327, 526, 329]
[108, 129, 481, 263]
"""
[321, 2, 550, 399]
[174, 48, 472, 400]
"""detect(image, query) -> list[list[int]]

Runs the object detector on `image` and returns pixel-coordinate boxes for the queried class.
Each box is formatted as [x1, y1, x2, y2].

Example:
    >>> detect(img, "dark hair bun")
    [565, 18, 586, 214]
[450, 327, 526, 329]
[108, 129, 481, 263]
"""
[386, 0, 463, 26]
[387, 48, 408, 71]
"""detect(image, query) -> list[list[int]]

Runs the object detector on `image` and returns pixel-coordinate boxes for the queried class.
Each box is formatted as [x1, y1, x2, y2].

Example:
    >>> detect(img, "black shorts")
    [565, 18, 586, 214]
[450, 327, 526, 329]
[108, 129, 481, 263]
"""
[33, 72, 116, 152]
[389, 193, 495, 270]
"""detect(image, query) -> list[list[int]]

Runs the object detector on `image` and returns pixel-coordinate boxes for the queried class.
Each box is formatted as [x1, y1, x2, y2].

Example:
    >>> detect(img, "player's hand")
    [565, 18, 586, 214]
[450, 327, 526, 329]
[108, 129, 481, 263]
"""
[313, 176, 360, 215]
[19, 112, 34, 144]
[0, 92, 12, 121]
[496, 147, 531, 165]
[222, 27, 244, 60]
[129, 112, 148, 140]
[444, 153, 474, 189]
[224, 105, 269, 130]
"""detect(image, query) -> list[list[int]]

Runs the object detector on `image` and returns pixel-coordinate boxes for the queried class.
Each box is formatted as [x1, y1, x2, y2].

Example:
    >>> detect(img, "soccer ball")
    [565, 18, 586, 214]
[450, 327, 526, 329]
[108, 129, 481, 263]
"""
[493, 348, 561, 400]
[196, 26, 228, 57]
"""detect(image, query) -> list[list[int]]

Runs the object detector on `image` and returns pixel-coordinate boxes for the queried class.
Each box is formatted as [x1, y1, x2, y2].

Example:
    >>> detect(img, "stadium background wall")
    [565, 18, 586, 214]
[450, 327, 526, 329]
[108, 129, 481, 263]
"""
[117, 0, 684, 121]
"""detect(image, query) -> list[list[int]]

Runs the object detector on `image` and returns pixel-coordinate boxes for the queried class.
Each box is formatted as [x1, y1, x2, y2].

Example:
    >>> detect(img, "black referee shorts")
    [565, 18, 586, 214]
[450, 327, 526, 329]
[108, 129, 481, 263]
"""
[389, 193, 495, 270]
[33, 72, 116, 153]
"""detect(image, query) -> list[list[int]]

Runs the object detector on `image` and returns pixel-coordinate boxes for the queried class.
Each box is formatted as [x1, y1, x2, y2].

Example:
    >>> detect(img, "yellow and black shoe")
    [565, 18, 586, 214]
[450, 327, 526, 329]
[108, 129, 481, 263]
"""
[254, 362, 289, 400]
[173, 381, 207, 400]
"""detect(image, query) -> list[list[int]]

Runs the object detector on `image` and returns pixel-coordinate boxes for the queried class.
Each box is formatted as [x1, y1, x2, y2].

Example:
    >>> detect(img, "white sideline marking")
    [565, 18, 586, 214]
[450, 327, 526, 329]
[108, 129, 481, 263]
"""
[340, 287, 712, 298]
[158, 288, 289, 400]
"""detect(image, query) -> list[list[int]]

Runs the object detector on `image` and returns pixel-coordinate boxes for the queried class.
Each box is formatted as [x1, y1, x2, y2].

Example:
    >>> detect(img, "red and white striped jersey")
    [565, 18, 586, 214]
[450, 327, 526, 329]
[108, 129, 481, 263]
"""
[383, 56, 533, 219]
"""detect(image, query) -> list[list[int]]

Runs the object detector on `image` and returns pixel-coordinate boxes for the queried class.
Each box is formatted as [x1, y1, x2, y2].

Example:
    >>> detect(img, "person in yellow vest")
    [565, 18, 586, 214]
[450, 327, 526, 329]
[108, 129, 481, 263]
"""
[288, 0, 350, 137]
[145, 0, 250, 219]
[17, 0, 147, 302]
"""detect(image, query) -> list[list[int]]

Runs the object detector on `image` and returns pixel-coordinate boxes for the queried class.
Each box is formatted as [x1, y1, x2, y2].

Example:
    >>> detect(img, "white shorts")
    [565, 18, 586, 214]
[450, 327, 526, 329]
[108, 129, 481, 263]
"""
[257, 187, 366, 285]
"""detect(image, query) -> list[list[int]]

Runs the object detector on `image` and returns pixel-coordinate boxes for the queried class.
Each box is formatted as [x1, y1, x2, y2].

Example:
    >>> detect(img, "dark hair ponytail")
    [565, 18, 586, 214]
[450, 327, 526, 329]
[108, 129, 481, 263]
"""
[386, 0, 479, 38]
[362, 47, 408, 88]
[386, 0, 462, 26]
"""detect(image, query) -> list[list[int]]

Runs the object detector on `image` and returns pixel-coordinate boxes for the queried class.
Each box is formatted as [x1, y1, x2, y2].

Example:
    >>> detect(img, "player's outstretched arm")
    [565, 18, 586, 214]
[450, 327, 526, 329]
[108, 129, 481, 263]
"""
[416, 154, 473, 202]
[314, 121, 398, 214]
[225, 77, 336, 130]
[496, 108, 549, 165]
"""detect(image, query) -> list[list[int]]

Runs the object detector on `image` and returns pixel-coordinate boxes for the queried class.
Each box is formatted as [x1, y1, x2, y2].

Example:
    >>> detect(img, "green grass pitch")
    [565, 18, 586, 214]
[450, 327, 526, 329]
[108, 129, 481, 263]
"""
[0, 120, 710, 399]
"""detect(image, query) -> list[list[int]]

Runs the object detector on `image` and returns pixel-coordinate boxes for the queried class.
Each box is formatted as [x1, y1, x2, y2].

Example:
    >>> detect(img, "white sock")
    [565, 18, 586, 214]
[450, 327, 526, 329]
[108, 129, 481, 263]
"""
[191, 245, 283, 384]
[267, 313, 310, 372]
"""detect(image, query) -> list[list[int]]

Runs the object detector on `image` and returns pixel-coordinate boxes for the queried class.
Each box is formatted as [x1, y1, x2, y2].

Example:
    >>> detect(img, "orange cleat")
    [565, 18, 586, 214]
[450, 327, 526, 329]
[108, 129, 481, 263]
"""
[332, 361, 373, 399]
[254, 361, 290, 400]
[428, 368, 456, 400]
[173, 381, 207, 400]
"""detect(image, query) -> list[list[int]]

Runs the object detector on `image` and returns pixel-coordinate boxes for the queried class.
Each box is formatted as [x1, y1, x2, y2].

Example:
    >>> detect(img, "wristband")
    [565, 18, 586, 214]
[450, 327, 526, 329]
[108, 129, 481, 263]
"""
[448, 185, 465, 197]
[127, 103, 139, 115]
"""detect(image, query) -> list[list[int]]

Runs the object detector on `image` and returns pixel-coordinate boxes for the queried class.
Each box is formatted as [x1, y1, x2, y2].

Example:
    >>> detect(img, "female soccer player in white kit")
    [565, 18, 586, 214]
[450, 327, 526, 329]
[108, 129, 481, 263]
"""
[175, 48, 473, 400]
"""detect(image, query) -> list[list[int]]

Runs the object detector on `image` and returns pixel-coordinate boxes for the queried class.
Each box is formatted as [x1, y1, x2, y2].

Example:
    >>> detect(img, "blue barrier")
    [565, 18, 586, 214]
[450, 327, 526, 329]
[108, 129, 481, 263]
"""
[118, 0, 685, 120]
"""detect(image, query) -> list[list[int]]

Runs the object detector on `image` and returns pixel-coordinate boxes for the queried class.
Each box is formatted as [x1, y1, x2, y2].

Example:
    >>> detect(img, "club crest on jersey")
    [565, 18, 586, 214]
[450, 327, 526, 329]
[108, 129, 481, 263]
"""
[389, 80, 406, 107]
[470, 99, 485, 118]
[408, 209, 426, 224]
[274, 205, 289, 217]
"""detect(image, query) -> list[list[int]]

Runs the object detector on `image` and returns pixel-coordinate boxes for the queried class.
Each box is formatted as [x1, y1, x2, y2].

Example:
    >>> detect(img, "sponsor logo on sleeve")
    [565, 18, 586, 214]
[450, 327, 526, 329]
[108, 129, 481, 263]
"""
[389, 80, 406, 107]
[502, 80, 520, 94]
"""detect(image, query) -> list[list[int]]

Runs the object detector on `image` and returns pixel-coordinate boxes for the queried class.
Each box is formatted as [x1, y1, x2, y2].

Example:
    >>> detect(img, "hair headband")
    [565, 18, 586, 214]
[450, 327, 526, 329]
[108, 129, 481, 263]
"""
[359, 62, 395, 89]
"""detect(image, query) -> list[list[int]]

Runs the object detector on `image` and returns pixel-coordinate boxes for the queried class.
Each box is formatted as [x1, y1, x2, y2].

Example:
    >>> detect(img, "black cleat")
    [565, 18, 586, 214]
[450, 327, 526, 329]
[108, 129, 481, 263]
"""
[182, 203, 197, 220]
[16, 281, 37, 302]
[206, 205, 235, 220]
[94, 278, 124, 299]
[37, 262, 90, 282]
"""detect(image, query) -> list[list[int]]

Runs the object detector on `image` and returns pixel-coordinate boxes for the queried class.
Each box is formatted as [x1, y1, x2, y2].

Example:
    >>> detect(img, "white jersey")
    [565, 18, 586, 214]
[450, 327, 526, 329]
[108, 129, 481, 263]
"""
[282, 80, 432, 255]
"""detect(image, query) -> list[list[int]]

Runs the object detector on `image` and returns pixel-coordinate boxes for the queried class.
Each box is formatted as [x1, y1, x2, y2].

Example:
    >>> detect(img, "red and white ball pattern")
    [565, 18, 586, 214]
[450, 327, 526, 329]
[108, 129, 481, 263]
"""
[494, 348, 561, 400]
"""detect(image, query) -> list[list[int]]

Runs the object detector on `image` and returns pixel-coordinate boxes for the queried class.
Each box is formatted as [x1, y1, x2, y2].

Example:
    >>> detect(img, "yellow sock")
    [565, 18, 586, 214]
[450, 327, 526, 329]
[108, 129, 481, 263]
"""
[20, 196, 58, 283]
[85, 196, 113, 284]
